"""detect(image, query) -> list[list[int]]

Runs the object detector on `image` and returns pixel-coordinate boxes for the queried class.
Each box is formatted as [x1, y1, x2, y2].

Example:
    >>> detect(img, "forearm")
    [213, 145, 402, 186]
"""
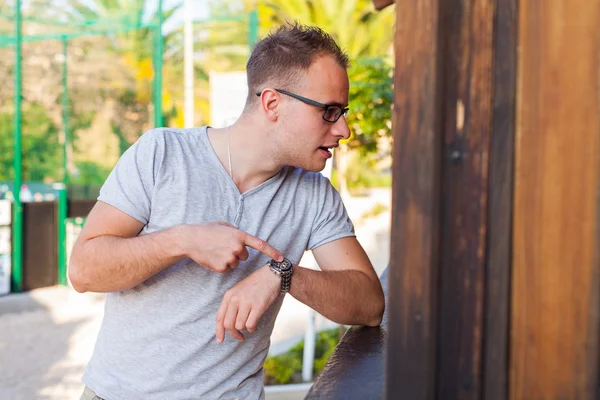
[289, 266, 385, 327]
[69, 226, 185, 293]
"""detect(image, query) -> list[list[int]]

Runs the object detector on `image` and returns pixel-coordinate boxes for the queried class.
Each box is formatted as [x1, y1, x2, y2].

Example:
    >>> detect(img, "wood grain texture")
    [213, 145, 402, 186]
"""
[387, 0, 443, 398]
[483, 0, 517, 398]
[510, 0, 600, 398]
[436, 0, 496, 398]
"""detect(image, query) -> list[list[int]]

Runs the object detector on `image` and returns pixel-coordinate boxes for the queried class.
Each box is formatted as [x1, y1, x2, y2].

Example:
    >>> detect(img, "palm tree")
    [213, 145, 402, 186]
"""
[250, 0, 394, 59]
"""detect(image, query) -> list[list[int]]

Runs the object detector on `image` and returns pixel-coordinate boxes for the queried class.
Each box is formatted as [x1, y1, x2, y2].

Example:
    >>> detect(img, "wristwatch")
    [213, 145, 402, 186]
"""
[268, 258, 293, 294]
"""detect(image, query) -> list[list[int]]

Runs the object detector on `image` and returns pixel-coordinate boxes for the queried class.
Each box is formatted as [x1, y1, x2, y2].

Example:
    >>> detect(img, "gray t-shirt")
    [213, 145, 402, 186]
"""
[82, 126, 355, 400]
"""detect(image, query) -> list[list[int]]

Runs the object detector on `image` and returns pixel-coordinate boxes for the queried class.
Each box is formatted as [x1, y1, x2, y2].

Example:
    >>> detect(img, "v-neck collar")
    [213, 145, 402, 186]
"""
[199, 126, 286, 198]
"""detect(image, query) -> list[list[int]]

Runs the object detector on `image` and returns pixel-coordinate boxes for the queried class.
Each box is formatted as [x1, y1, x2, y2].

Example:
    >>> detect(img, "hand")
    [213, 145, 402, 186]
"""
[178, 222, 283, 273]
[215, 265, 281, 343]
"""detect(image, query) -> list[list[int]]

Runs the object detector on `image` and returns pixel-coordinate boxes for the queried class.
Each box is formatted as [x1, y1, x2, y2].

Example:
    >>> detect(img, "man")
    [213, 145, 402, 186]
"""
[70, 22, 384, 400]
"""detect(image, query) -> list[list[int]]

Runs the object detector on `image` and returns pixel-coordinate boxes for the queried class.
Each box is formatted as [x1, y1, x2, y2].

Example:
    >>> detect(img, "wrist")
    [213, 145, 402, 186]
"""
[262, 264, 281, 291]
[267, 258, 294, 294]
[169, 224, 193, 259]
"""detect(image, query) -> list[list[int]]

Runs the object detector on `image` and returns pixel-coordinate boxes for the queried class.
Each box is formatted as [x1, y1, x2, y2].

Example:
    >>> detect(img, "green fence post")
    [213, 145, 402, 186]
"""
[57, 187, 67, 285]
[11, 0, 23, 293]
[152, 0, 164, 128]
[248, 8, 259, 52]
[58, 35, 69, 286]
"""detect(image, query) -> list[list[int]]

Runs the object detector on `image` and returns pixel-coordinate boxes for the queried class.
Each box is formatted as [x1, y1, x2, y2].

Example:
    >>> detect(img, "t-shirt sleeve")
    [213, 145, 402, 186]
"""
[307, 176, 356, 250]
[97, 129, 164, 225]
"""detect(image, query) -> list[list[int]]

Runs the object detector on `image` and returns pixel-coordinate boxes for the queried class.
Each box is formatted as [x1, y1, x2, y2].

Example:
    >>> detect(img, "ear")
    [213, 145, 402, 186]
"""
[257, 89, 280, 122]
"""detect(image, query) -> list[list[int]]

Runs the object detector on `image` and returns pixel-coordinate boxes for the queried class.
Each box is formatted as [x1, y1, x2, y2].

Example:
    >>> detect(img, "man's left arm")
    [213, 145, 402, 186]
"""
[289, 236, 384, 327]
[215, 237, 385, 343]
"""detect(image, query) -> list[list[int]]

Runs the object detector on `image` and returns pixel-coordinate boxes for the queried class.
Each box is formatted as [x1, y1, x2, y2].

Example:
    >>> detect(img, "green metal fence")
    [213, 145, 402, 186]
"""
[1, 0, 165, 293]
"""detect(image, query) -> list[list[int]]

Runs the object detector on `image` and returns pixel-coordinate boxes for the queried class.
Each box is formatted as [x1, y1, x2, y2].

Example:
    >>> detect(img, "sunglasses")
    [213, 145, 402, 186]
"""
[256, 89, 349, 123]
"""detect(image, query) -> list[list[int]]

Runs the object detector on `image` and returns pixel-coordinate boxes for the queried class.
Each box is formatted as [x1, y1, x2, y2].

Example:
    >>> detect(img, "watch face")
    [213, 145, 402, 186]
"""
[279, 258, 293, 271]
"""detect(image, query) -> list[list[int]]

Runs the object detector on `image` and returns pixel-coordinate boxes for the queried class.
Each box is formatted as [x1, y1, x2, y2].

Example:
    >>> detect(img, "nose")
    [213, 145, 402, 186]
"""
[331, 115, 351, 140]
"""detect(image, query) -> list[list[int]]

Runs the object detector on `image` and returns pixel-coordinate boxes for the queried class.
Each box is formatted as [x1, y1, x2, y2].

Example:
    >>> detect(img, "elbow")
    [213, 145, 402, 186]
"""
[365, 295, 385, 327]
[68, 253, 89, 293]
[364, 285, 385, 327]
[341, 279, 385, 327]
[365, 318, 382, 328]
[338, 290, 384, 327]
[68, 266, 88, 293]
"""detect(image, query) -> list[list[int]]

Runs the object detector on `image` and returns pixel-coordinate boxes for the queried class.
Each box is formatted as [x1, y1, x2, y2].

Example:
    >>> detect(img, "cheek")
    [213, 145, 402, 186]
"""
[280, 112, 327, 153]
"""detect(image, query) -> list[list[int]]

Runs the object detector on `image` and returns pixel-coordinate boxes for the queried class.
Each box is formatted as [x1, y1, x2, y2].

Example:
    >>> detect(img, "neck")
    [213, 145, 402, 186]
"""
[210, 115, 283, 193]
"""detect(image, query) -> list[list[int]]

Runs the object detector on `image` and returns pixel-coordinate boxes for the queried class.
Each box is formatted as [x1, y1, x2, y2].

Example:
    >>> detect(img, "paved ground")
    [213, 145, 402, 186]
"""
[0, 189, 391, 400]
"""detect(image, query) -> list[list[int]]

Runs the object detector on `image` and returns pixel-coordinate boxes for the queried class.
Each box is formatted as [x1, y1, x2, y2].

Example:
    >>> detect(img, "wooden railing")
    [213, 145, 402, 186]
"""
[305, 269, 388, 399]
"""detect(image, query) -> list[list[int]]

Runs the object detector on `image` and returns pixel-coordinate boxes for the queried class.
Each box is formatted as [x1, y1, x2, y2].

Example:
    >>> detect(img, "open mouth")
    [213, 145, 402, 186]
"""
[318, 146, 334, 158]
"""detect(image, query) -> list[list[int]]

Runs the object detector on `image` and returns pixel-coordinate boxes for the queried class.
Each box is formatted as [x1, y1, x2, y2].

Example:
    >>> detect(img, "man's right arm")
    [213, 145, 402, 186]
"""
[68, 201, 283, 294]
[68, 201, 186, 293]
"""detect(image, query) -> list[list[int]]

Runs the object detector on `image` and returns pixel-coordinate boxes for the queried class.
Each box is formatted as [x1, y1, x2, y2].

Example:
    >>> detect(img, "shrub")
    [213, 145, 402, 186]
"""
[263, 327, 347, 385]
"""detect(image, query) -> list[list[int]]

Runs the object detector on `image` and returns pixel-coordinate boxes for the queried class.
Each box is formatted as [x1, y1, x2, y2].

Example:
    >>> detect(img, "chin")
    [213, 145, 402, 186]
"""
[305, 161, 327, 173]
[289, 163, 324, 173]
[304, 165, 325, 173]
[293, 157, 324, 172]
[287, 155, 327, 172]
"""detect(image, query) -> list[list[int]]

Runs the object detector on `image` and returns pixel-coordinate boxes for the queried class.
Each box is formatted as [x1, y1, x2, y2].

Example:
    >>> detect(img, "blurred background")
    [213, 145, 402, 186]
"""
[0, 0, 394, 398]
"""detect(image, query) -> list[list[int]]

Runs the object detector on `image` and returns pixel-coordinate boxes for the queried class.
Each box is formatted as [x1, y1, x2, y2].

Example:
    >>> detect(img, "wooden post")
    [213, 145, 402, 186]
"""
[388, 0, 509, 397]
[436, 0, 495, 397]
[510, 0, 600, 398]
[381, 0, 599, 397]
[483, 0, 517, 398]
[387, 0, 443, 398]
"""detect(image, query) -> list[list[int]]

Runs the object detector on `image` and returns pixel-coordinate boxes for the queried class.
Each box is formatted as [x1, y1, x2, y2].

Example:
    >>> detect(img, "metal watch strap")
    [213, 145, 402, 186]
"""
[268, 258, 293, 294]
[280, 270, 292, 293]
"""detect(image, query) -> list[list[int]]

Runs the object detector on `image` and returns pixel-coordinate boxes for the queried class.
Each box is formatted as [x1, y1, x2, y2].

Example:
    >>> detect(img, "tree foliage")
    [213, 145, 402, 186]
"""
[346, 56, 393, 156]
[0, 0, 182, 186]
[250, 0, 394, 59]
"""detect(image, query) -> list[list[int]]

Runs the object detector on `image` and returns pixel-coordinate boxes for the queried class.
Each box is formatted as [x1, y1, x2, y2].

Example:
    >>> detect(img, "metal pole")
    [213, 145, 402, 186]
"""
[302, 308, 317, 382]
[248, 8, 259, 53]
[58, 36, 68, 286]
[152, 0, 164, 128]
[183, 0, 194, 128]
[11, 0, 23, 293]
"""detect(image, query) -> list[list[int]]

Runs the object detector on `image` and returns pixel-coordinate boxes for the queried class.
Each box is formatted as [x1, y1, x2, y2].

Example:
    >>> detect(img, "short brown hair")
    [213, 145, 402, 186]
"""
[245, 22, 349, 105]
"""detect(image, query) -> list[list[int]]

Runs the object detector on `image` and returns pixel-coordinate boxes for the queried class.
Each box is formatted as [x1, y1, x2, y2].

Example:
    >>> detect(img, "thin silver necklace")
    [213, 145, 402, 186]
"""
[227, 125, 233, 178]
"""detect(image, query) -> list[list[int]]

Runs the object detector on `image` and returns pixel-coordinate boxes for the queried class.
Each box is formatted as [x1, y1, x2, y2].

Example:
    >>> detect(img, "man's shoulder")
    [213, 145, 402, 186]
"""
[136, 126, 206, 145]
[127, 127, 208, 163]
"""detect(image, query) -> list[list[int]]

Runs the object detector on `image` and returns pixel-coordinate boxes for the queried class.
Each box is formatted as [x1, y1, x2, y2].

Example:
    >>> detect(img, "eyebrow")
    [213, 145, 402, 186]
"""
[327, 101, 349, 108]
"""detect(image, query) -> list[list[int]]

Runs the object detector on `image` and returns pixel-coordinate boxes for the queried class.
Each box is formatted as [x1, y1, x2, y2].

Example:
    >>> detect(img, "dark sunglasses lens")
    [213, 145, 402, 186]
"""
[324, 107, 342, 122]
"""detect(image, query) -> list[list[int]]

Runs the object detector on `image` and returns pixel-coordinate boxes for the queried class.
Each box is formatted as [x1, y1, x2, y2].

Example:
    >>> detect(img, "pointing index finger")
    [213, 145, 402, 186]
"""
[242, 233, 283, 261]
